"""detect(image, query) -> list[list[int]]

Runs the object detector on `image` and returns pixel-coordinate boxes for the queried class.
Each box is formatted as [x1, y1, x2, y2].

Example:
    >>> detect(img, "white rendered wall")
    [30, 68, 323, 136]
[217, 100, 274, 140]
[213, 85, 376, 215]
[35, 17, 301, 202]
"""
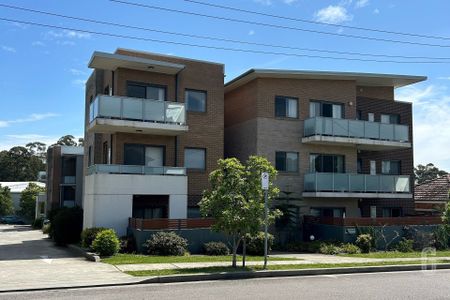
[83, 173, 188, 236]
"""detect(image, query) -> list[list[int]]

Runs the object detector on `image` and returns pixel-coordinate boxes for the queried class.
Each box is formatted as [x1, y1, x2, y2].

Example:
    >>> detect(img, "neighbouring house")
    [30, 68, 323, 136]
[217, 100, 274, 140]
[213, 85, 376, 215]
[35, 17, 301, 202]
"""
[83, 49, 224, 236]
[46, 145, 84, 211]
[415, 175, 450, 215]
[224, 69, 426, 220]
[0, 182, 46, 214]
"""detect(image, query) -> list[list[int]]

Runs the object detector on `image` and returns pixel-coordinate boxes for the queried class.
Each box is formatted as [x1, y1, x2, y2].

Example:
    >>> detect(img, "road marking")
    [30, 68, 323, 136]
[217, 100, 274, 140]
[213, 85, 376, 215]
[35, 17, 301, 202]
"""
[40, 256, 53, 264]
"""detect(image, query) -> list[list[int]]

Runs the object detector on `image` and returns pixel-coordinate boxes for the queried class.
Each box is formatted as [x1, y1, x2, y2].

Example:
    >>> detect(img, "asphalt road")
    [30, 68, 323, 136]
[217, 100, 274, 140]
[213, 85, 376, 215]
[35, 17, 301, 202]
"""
[2, 269, 450, 300]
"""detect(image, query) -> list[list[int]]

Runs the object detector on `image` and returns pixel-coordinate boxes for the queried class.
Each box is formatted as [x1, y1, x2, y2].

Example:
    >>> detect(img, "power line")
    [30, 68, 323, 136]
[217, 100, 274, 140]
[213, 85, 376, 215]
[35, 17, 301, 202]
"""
[1, 3, 449, 61]
[183, 0, 450, 41]
[109, 0, 450, 48]
[0, 17, 447, 64]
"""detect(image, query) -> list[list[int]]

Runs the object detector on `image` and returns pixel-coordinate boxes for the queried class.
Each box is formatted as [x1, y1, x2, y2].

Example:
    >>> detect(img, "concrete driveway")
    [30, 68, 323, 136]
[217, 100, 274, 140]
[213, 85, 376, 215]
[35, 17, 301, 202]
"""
[0, 225, 137, 292]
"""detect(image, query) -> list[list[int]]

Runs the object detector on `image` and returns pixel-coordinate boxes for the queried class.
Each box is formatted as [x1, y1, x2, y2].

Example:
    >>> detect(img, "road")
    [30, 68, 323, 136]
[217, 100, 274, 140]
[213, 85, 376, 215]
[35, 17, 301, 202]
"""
[3, 269, 450, 300]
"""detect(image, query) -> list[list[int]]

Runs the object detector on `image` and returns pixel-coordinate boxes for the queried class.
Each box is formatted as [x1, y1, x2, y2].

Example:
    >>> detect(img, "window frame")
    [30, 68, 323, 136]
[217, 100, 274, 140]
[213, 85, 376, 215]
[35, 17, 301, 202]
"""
[126, 81, 167, 101]
[184, 147, 207, 170]
[309, 100, 344, 119]
[123, 143, 166, 167]
[381, 160, 401, 175]
[309, 153, 346, 173]
[275, 151, 299, 173]
[274, 96, 299, 119]
[381, 113, 400, 124]
[185, 89, 207, 113]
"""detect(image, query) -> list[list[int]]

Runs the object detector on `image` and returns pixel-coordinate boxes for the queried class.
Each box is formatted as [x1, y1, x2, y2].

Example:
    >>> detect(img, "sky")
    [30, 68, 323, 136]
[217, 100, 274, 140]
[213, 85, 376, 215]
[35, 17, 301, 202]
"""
[0, 0, 449, 171]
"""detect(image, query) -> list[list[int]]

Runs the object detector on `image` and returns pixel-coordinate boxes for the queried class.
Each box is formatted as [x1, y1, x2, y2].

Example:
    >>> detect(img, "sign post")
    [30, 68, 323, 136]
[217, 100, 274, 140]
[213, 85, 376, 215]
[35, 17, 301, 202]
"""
[261, 172, 269, 270]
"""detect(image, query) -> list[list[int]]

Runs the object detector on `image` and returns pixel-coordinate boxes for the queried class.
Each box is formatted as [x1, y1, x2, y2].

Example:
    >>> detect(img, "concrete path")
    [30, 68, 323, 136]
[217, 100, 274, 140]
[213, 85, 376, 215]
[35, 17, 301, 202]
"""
[0, 225, 137, 292]
[117, 253, 450, 272]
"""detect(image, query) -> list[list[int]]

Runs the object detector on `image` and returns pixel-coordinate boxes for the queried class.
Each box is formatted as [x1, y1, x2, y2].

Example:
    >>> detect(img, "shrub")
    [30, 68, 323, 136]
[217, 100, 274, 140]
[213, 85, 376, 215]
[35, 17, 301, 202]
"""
[355, 234, 372, 253]
[319, 243, 342, 255]
[52, 207, 83, 245]
[395, 238, 414, 253]
[285, 241, 323, 253]
[92, 229, 120, 257]
[81, 227, 107, 249]
[434, 226, 449, 250]
[32, 217, 44, 229]
[120, 235, 137, 254]
[203, 242, 230, 256]
[144, 232, 188, 256]
[42, 223, 51, 235]
[340, 243, 361, 254]
[246, 232, 274, 255]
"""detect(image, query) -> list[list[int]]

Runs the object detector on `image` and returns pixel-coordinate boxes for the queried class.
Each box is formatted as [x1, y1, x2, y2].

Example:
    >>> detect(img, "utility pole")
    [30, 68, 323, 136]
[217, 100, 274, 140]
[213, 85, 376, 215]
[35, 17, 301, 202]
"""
[261, 172, 269, 270]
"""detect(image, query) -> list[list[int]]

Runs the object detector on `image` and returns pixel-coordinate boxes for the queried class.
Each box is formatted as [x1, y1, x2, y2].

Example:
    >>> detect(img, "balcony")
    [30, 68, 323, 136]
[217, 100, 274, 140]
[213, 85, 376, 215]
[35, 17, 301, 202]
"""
[88, 95, 188, 136]
[303, 172, 412, 199]
[87, 164, 186, 176]
[302, 117, 411, 150]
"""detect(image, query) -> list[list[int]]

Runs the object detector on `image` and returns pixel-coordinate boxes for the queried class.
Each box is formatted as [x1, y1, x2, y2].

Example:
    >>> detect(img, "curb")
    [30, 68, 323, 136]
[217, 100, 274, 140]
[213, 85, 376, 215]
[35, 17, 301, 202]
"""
[1, 263, 449, 293]
[67, 244, 101, 262]
[139, 263, 450, 284]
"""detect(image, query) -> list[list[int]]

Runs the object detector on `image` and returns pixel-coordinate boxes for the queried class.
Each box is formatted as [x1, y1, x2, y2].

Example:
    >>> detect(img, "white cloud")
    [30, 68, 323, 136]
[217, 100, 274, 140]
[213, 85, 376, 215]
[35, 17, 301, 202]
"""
[69, 68, 88, 76]
[314, 5, 353, 24]
[32, 41, 45, 47]
[57, 40, 76, 46]
[0, 113, 59, 128]
[283, 0, 298, 4]
[396, 84, 450, 171]
[437, 76, 450, 80]
[1, 45, 16, 53]
[355, 0, 369, 8]
[6, 134, 48, 140]
[373, 8, 380, 14]
[248, 30, 255, 36]
[47, 30, 91, 39]
[72, 79, 87, 86]
[253, 0, 273, 5]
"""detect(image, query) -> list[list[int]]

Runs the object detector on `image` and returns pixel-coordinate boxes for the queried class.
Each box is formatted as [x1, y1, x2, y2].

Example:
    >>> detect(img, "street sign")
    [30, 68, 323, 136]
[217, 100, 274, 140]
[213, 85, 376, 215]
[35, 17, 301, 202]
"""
[261, 172, 269, 190]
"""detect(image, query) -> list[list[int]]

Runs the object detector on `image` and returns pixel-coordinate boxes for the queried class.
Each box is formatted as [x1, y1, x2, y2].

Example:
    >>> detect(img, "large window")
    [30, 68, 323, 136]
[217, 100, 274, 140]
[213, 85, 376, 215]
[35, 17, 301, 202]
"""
[275, 152, 299, 172]
[382, 207, 402, 217]
[381, 160, 401, 175]
[185, 148, 206, 170]
[185, 89, 206, 112]
[311, 207, 345, 218]
[275, 96, 298, 118]
[309, 101, 343, 119]
[127, 83, 166, 101]
[381, 113, 400, 124]
[124, 144, 164, 167]
[309, 154, 345, 173]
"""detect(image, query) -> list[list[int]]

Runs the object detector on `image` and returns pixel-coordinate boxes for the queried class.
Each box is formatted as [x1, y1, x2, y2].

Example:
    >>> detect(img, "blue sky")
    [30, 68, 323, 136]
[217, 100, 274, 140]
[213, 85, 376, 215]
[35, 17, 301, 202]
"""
[0, 0, 449, 170]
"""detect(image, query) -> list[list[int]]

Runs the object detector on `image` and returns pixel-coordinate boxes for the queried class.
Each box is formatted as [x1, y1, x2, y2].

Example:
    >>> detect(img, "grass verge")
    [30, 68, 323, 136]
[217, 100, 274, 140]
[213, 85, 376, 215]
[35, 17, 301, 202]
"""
[125, 259, 448, 277]
[103, 254, 299, 265]
[340, 250, 450, 259]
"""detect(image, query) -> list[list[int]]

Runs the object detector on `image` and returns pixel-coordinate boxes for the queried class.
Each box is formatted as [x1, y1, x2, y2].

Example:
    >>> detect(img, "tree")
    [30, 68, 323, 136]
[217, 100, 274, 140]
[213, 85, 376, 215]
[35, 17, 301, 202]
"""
[19, 183, 45, 221]
[199, 156, 281, 267]
[414, 163, 448, 184]
[0, 185, 14, 216]
[26, 142, 47, 162]
[0, 147, 45, 181]
[55, 135, 78, 146]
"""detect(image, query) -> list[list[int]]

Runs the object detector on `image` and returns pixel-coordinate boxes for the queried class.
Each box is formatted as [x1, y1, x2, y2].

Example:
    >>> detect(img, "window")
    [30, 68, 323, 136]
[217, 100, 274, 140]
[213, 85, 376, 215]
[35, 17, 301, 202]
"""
[382, 207, 402, 217]
[311, 207, 345, 217]
[185, 89, 206, 112]
[357, 158, 362, 174]
[275, 96, 298, 118]
[309, 154, 345, 173]
[88, 146, 92, 167]
[381, 160, 401, 175]
[124, 144, 164, 167]
[381, 114, 400, 124]
[309, 101, 343, 118]
[370, 160, 376, 175]
[185, 148, 206, 170]
[368, 113, 375, 122]
[356, 110, 362, 120]
[275, 152, 299, 172]
[187, 207, 201, 218]
[102, 142, 108, 164]
[127, 83, 166, 101]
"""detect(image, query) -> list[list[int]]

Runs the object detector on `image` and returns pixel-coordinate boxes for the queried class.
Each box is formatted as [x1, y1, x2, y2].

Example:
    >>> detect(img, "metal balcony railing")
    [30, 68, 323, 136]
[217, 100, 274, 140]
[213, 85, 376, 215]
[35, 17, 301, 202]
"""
[87, 164, 186, 176]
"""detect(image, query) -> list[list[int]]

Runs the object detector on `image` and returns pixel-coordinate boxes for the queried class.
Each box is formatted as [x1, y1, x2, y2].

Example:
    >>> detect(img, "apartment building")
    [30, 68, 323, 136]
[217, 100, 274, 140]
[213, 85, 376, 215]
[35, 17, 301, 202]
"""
[83, 49, 224, 235]
[46, 145, 84, 211]
[224, 69, 426, 219]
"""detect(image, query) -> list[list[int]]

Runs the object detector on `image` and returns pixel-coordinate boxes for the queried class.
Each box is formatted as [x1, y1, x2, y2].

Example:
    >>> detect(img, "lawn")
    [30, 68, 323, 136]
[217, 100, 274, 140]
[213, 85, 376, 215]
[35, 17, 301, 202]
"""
[340, 250, 450, 259]
[126, 259, 448, 277]
[102, 254, 299, 265]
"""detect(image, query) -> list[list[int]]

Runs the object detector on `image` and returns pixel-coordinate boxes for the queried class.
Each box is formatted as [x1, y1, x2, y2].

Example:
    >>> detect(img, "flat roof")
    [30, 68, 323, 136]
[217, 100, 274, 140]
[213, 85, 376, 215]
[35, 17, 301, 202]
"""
[0, 182, 45, 193]
[225, 69, 427, 92]
[88, 51, 186, 75]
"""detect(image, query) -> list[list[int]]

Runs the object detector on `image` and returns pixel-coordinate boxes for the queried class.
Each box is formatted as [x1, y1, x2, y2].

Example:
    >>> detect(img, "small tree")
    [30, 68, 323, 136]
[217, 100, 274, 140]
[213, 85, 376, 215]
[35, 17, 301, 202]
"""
[200, 156, 281, 268]
[19, 183, 45, 221]
[442, 203, 450, 232]
[0, 184, 14, 216]
[414, 163, 448, 184]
